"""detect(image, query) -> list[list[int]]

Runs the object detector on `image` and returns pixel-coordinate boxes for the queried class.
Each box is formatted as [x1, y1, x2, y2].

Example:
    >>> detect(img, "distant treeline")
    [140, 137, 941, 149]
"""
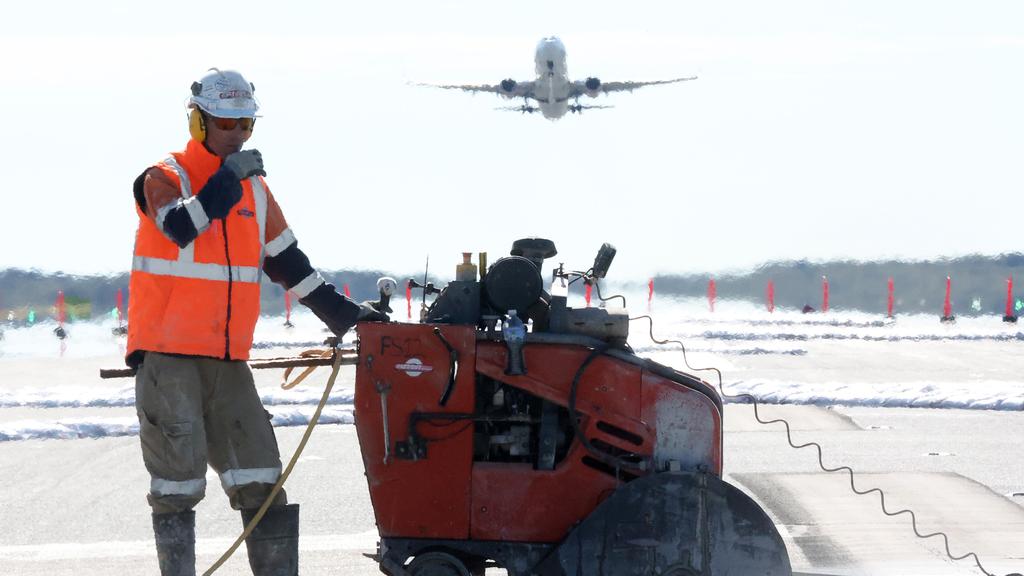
[0, 269, 402, 321]
[653, 253, 1024, 316]
[2, 253, 1023, 320]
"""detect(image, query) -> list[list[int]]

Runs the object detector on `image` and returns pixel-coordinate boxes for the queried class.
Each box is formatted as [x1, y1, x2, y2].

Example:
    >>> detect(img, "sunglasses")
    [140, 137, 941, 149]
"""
[207, 115, 255, 131]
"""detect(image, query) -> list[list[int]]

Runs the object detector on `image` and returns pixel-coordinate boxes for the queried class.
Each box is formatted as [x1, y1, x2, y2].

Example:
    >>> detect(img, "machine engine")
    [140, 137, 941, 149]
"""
[584, 76, 601, 96]
[353, 238, 791, 576]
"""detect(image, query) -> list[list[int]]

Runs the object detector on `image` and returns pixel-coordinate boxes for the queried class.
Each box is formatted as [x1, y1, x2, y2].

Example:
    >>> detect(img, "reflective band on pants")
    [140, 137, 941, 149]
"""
[151, 476, 207, 497]
[219, 467, 282, 491]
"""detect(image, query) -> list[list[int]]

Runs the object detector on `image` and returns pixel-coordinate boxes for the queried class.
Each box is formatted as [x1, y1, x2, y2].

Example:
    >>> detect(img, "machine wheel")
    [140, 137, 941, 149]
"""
[407, 551, 471, 576]
[462, 557, 488, 576]
[552, 471, 791, 575]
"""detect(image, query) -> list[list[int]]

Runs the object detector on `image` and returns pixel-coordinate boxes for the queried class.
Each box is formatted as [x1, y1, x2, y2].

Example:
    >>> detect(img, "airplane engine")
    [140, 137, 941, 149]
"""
[500, 78, 518, 99]
[584, 76, 601, 97]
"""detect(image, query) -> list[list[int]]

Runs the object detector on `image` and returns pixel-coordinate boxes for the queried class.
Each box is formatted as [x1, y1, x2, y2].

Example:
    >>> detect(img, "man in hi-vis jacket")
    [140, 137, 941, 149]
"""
[127, 68, 386, 576]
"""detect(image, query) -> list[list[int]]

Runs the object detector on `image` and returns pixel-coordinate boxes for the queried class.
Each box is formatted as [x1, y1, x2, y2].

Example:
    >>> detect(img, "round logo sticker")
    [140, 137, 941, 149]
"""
[395, 357, 434, 378]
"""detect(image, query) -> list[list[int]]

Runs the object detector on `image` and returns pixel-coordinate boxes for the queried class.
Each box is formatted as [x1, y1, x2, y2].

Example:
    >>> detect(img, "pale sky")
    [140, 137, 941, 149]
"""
[2, 1, 1022, 281]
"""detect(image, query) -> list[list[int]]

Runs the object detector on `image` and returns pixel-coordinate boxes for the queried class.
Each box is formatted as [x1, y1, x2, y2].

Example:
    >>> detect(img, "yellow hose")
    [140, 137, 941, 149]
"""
[202, 348, 344, 575]
[280, 348, 334, 390]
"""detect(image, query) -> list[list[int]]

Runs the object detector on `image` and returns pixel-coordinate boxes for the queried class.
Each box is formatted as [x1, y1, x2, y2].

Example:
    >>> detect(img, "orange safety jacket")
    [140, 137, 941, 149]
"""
[127, 139, 270, 362]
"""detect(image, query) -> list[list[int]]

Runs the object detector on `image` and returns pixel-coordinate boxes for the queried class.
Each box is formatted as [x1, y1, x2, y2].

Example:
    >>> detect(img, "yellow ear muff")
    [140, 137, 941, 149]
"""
[188, 109, 206, 142]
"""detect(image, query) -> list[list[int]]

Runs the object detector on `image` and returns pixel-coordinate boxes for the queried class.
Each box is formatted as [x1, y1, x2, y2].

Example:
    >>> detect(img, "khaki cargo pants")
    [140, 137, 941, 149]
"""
[135, 352, 288, 514]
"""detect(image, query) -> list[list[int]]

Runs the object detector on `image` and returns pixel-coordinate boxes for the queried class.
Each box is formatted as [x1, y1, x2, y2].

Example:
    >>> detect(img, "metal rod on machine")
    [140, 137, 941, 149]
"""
[376, 380, 393, 465]
[98, 349, 359, 379]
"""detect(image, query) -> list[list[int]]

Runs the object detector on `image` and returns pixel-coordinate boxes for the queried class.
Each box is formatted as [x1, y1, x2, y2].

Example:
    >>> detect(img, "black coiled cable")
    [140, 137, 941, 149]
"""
[629, 313, 1011, 576]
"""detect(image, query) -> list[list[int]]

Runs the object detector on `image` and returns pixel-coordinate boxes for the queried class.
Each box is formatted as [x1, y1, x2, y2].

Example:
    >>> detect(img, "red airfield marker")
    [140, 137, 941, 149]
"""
[55, 290, 68, 350]
[766, 280, 775, 313]
[1006, 277, 1014, 317]
[284, 291, 293, 326]
[707, 278, 716, 313]
[887, 277, 895, 318]
[343, 284, 351, 298]
[1004, 276, 1017, 323]
[406, 280, 413, 320]
[822, 276, 829, 313]
[941, 276, 955, 322]
[585, 283, 592, 308]
[56, 290, 66, 327]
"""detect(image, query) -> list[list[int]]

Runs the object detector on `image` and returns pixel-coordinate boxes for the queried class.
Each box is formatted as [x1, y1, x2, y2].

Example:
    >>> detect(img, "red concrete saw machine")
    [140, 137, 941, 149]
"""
[354, 238, 791, 575]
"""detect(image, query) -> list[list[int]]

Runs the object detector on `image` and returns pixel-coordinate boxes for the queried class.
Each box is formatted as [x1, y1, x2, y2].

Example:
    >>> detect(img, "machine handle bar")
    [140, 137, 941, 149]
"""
[99, 349, 359, 379]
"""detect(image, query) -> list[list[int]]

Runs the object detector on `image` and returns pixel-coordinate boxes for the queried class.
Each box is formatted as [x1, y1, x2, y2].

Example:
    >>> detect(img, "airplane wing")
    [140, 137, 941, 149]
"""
[417, 80, 537, 99]
[568, 76, 697, 98]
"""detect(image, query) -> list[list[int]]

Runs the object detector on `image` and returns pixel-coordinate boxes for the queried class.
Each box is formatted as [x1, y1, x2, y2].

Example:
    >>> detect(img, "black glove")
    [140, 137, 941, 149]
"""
[301, 285, 387, 339]
[357, 301, 390, 322]
[196, 167, 243, 220]
[366, 299, 393, 314]
[223, 149, 266, 179]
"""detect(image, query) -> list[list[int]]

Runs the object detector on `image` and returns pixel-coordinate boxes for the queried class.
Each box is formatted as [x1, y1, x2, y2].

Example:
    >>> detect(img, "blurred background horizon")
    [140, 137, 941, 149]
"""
[1, 1, 1022, 281]
[1, 250, 1022, 322]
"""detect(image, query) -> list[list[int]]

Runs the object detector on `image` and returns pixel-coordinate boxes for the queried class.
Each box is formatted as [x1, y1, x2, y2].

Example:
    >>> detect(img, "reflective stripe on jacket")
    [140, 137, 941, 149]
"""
[127, 139, 268, 361]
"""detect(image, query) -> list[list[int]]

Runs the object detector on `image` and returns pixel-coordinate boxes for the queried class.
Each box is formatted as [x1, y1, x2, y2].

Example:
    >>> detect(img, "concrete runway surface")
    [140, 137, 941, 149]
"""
[0, 404, 1021, 575]
[0, 339, 1021, 575]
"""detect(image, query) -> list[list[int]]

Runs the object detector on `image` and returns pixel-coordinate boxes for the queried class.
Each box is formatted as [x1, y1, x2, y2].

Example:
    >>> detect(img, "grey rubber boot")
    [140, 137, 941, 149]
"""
[152, 510, 196, 576]
[241, 504, 299, 576]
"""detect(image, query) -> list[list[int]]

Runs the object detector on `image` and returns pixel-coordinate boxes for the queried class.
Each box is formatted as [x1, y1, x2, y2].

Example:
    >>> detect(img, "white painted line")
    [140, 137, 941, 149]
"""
[0, 530, 379, 561]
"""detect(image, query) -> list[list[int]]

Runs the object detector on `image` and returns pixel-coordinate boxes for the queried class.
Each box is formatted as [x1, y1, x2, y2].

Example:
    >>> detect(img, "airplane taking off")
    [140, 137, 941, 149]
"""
[423, 36, 696, 120]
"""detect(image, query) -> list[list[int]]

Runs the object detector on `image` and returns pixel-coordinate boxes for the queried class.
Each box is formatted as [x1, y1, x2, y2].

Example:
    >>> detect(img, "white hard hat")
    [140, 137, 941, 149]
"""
[188, 68, 259, 119]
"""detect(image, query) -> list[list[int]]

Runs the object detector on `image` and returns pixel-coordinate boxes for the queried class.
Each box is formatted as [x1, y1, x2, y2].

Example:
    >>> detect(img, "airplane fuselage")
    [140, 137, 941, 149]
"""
[532, 37, 572, 119]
